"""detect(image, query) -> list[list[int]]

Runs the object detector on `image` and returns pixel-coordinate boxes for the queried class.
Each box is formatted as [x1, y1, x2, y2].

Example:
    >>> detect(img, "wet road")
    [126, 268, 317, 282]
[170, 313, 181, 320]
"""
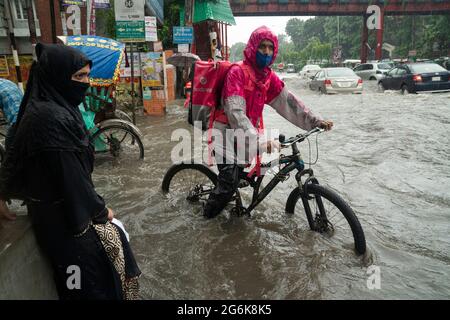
[93, 76, 450, 299]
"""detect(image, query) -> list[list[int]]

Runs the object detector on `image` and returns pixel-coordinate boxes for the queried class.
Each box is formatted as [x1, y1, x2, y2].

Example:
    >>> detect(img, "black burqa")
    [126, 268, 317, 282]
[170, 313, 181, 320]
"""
[0, 43, 140, 299]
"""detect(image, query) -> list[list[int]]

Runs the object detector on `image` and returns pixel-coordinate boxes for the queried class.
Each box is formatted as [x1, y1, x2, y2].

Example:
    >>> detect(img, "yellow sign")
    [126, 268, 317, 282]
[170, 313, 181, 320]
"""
[140, 52, 164, 88]
[0, 55, 9, 77]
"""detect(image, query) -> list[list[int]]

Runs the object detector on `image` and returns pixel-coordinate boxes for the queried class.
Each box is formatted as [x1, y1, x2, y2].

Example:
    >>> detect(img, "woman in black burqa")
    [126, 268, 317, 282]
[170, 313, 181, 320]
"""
[0, 43, 141, 299]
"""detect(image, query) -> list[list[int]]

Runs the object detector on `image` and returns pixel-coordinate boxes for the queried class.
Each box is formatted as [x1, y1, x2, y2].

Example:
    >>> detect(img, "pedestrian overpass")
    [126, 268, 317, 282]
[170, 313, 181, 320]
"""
[230, 0, 450, 62]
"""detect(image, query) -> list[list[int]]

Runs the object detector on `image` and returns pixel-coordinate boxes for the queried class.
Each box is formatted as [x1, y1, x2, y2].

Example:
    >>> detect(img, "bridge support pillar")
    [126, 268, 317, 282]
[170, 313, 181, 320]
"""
[360, 15, 369, 63]
[375, 8, 385, 61]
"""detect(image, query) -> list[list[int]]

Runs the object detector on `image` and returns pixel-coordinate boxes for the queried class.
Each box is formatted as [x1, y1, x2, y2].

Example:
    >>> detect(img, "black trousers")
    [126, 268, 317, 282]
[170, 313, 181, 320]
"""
[203, 163, 244, 218]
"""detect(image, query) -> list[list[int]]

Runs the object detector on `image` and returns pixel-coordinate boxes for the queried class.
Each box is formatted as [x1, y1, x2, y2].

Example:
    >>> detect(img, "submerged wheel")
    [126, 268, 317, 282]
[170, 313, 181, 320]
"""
[401, 84, 410, 95]
[377, 82, 385, 93]
[286, 183, 366, 255]
[162, 163, 217, 205]
[91, 125, 144, 164]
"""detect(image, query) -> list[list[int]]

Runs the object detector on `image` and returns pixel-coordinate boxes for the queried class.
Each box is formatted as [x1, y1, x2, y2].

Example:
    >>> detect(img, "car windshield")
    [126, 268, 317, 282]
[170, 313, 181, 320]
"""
[409, 63, 446, 73]
[326, 68, 356, 77]
[304, 65, 320, 71]
[377, 63, 392, 70]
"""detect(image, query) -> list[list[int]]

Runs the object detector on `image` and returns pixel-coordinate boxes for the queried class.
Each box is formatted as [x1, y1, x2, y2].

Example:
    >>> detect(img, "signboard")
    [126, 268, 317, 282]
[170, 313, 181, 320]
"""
[177, 44, 189, 53]
[0, 55, 9, 77]
[116, 20, 145, 42]
[119, 52, 141, 77]
[61, 0, 85, 5]
[114, 0, 144, 21]
[94, 0, 110, 8]
[332, 46, 343, 64]
[140, 52, 164, 88]
[173, 27, 193, 44]
[61, 0, 109, 7]
[408, 50, 417, 57]
[145, 16, 158, 42]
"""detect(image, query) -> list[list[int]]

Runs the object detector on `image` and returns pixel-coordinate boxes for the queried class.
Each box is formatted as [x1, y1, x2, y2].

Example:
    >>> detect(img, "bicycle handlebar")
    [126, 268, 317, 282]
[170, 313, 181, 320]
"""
[279, 127, 324, 148]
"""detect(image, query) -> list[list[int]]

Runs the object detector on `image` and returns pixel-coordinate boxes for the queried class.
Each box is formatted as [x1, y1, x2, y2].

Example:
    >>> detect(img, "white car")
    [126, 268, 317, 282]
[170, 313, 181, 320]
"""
[299, 64, 321, 79]
[353, 62, 394, 81]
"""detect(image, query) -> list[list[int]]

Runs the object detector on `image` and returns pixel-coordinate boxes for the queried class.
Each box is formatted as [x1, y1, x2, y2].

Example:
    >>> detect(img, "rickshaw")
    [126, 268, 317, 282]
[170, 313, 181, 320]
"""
[61, 35, 144, 164]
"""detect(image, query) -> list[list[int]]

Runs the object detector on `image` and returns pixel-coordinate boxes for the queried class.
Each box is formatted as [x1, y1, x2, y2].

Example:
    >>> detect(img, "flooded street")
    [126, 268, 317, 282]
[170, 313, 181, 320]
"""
[92, 76, 450, 300]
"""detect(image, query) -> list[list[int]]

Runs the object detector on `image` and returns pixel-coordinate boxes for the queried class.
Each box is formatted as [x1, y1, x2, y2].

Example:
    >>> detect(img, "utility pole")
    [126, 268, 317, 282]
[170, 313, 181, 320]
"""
[185, 0, 194, 53]
[25, 0, 38, 60]
[86, 0, 96, 35]
[4, 0, 24, 93]
[49, 0, 57, 43]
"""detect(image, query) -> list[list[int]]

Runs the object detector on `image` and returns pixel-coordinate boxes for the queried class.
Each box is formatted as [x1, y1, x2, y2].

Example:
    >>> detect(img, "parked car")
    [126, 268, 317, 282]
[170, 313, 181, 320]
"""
[353, 62, 393, 80]
[377, 62, 450, 94]
[286, 63, 296, 73]
[299, 64, 321, 79]
[309, 67, 363, 94]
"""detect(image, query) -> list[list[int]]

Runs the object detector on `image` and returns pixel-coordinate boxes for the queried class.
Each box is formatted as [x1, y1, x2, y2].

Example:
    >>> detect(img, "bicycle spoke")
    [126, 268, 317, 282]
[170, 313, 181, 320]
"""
[93, 126, 143, 166]
[301, 194, 356, 251]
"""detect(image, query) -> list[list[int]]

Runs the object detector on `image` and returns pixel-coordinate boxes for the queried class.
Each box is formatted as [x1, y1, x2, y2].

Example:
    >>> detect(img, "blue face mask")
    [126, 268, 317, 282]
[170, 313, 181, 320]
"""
[256, 51, 273, 69]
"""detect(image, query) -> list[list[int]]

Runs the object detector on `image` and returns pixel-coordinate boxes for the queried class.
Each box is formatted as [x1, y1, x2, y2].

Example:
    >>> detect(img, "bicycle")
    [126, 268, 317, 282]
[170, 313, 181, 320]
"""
[161, 127, 367, 255]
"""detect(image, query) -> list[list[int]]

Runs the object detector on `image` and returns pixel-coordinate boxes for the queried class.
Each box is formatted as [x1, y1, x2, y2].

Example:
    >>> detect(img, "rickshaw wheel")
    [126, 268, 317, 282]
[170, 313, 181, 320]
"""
[91, 124, 144, 164]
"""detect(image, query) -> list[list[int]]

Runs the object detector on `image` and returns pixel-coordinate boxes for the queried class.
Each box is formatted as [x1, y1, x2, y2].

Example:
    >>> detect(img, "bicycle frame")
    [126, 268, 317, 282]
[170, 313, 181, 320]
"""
[235, 133, 320, 215]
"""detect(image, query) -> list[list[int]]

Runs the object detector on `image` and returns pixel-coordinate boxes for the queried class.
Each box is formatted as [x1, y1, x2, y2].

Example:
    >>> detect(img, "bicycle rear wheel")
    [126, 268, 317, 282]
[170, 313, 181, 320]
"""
[162, 163, 217, 206]
[91, 125, 144, 165]
[286, 184, 366, 255]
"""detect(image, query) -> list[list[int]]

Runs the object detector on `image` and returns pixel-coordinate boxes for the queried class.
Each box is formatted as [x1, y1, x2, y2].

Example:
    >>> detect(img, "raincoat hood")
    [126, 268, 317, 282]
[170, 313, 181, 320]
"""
[243, 26, 278, 74]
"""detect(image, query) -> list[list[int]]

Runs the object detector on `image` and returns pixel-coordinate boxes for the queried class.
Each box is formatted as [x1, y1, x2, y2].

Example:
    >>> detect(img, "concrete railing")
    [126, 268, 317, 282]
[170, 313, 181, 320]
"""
[0, 214, 58, 300]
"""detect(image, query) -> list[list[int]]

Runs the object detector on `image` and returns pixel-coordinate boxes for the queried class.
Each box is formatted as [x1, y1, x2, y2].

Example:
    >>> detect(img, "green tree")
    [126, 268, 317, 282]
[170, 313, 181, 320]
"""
[96, 2, 116, 38]
[229, 42, 246, 62]
[158, 0, 181, 49]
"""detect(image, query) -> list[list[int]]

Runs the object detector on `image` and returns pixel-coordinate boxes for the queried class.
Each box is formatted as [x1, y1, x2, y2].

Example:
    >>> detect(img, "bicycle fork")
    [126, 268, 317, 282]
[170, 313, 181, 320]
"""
[295, 169, 331, 232]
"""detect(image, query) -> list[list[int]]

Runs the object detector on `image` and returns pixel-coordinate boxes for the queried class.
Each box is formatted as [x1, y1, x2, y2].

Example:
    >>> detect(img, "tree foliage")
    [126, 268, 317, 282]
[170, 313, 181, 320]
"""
[282, 14, 450, 69]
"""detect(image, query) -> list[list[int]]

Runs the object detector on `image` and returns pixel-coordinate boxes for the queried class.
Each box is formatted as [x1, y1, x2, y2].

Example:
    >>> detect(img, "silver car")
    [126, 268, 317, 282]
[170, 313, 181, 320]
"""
[299, 64, 321, 79]
[309, 68, 363, 94]
[353, 62, 393, 80]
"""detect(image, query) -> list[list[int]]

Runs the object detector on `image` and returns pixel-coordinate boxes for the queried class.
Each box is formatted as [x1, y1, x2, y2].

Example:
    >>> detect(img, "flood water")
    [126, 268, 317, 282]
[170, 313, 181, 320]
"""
[92, 76, 450, 299]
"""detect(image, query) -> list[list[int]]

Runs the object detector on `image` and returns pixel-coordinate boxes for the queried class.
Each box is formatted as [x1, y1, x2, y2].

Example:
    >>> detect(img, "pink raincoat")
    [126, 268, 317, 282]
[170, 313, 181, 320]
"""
[212, 26, 323, 165]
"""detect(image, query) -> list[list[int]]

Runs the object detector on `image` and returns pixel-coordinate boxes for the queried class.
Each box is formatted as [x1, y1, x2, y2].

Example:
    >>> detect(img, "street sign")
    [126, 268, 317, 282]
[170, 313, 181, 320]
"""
[178, 44, 189, 53]
[116, 21, 145, 42]
[145, 16, 158, 42]
[408, 50, 417, 57]
[173, 27, 193, 44]
[114, 0, 145, 21]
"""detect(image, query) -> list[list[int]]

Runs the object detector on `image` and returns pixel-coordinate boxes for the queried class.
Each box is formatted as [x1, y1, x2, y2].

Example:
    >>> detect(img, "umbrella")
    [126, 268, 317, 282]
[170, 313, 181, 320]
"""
[167, 52, 201, 68]
[59, 35, 125, 86]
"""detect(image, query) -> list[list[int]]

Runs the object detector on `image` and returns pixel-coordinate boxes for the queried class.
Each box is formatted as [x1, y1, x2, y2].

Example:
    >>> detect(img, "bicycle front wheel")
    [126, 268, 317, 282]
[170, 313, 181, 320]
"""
[91, 125, 144, 165]
[162, 163, 217, 206]
[286, 184, 366, 255]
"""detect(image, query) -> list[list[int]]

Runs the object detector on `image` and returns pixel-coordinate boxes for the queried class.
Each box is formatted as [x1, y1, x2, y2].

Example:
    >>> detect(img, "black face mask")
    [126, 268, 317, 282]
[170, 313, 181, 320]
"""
[65, 80, 90, 107]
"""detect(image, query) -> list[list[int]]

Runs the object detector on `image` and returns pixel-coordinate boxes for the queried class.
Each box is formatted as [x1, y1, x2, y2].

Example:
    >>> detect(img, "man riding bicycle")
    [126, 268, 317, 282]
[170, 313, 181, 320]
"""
[203, 26, 333, 219]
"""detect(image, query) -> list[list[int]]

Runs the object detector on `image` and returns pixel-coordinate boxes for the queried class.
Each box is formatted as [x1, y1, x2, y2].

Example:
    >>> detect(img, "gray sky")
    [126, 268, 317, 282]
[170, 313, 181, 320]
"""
[227, 16, 313, 46]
